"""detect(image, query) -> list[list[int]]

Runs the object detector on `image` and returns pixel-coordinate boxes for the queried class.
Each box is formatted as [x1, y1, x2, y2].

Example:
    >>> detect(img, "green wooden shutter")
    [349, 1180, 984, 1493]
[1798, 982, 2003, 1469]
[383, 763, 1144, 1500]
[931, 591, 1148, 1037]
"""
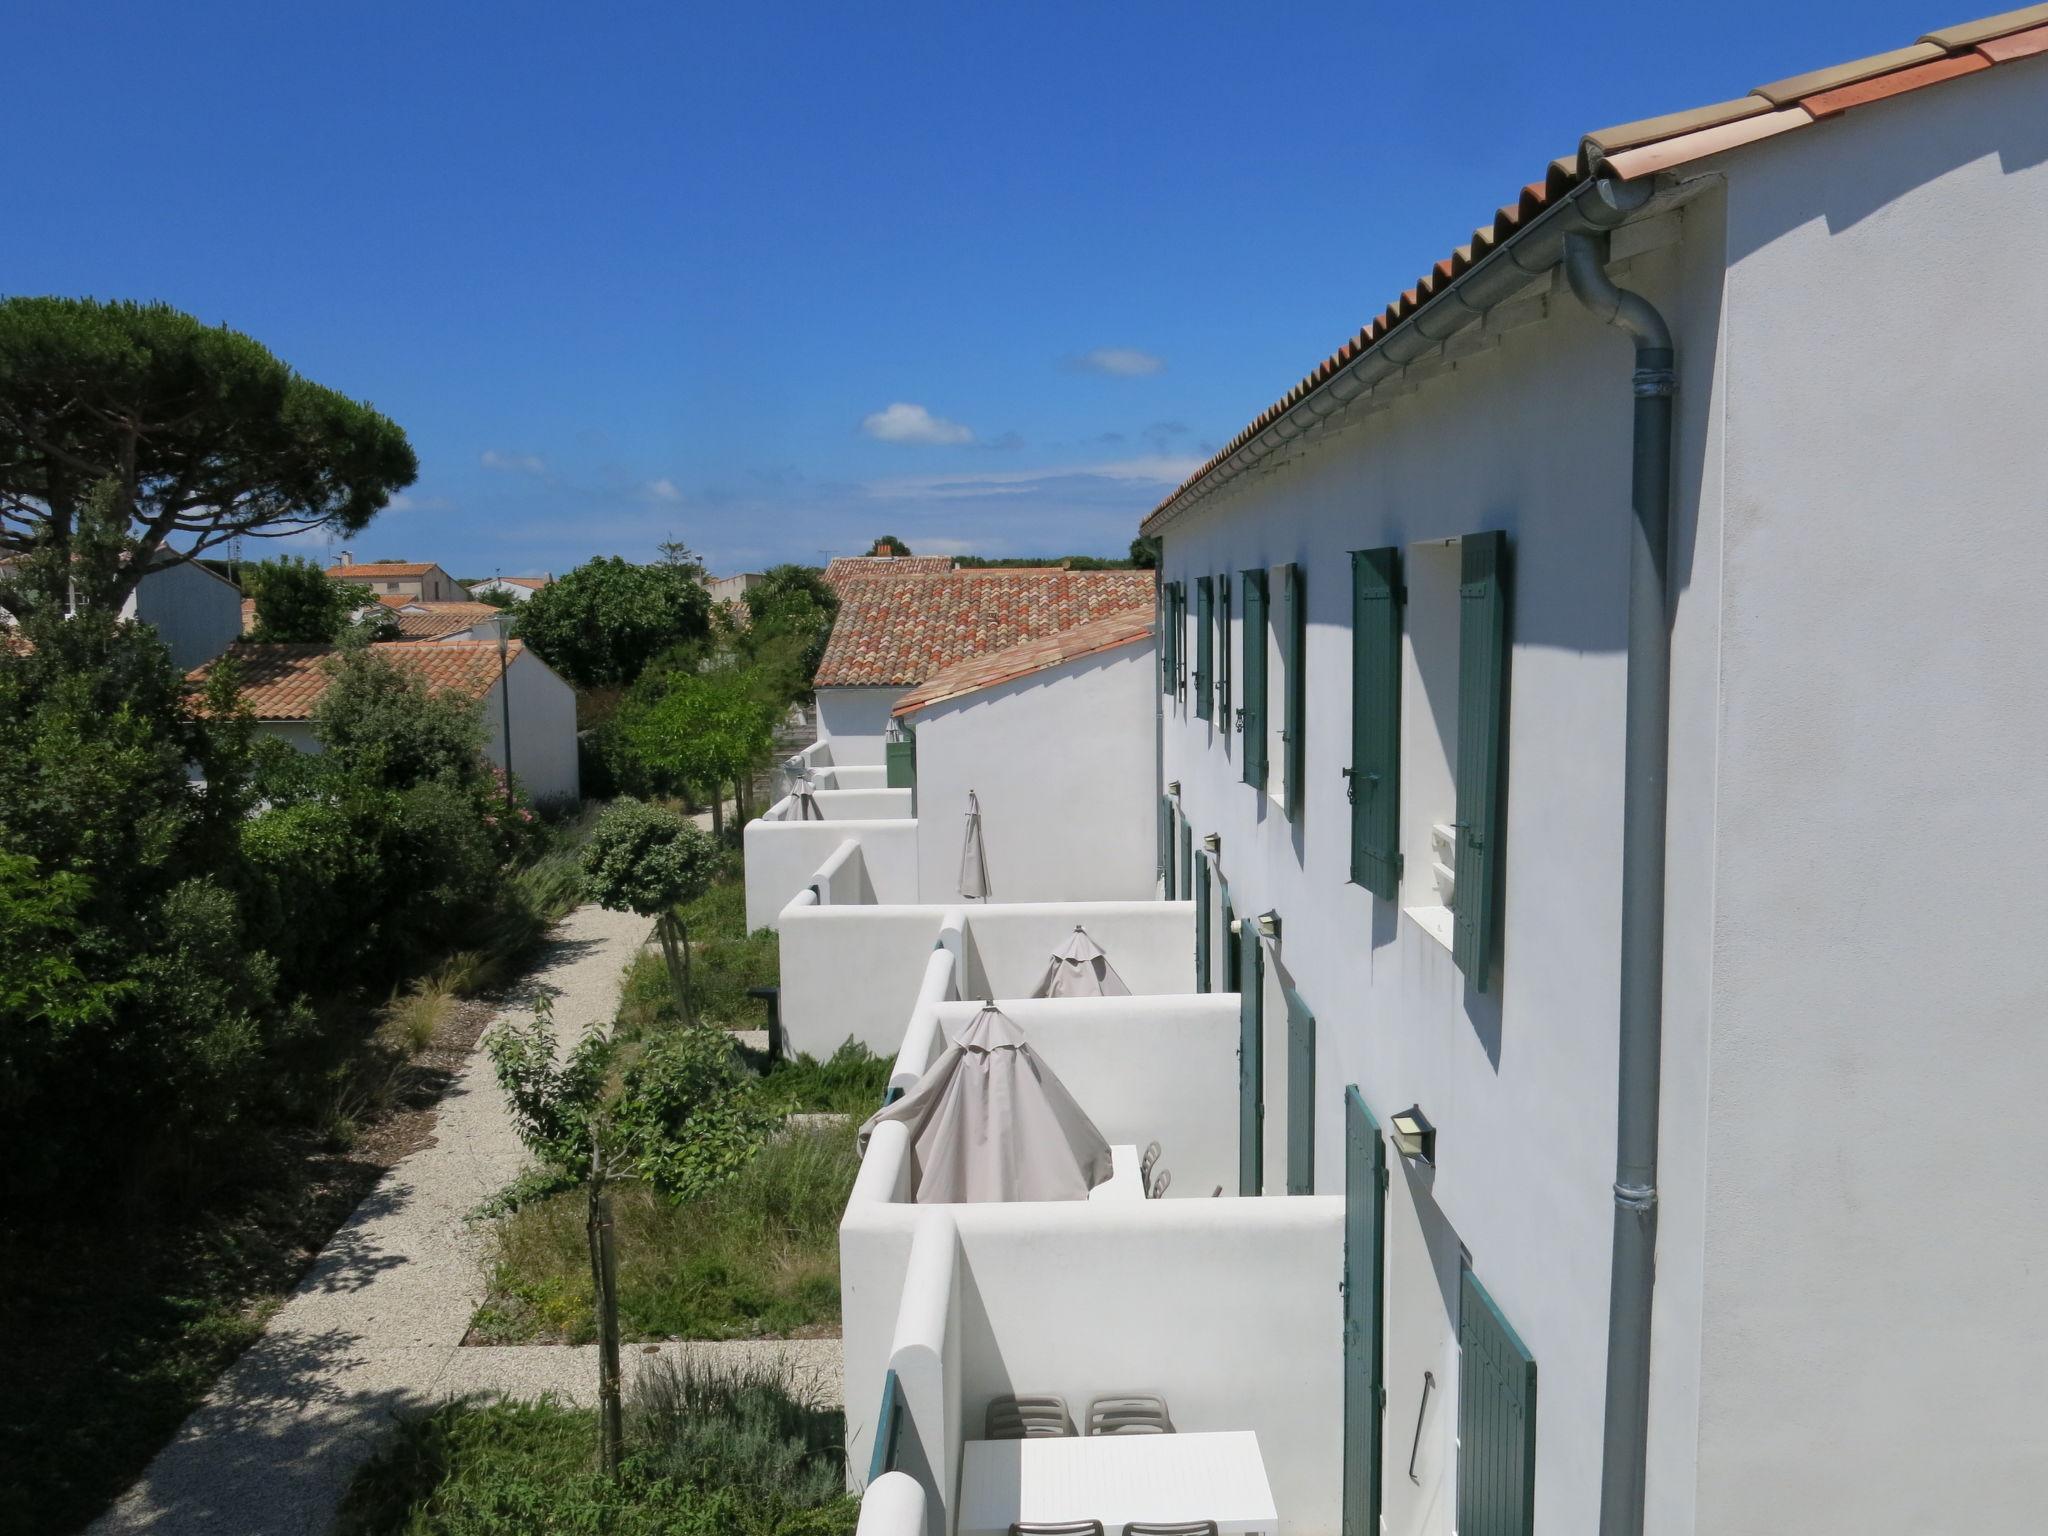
[1348, 548, 1403, 901]
[1178, 817, 1193, 900]
[1237, 927, 1263, 1195]
[1217, 577, 1232, 724]
[1284, 981, 1315, 1194]
[1241, 569, 1268, 790]
[1173, 582, 1188, 701]
[1194, 577, 1214, 720]
[1453, 531, 1509, 988]
[1342, 1088, 1388, 1536]
[1457, 1268, 1537, 1536]
[1194, 851, 1211, 993]
[1157, 793, 1172, 890]
[1220, 879, 1238, 991]
[884, 726, 916, 793]
[1282, 563, 1307, 821]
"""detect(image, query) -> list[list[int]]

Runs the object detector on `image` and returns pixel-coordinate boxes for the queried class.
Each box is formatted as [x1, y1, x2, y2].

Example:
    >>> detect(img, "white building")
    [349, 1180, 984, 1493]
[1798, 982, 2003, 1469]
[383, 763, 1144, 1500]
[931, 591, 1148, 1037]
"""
[467, 574, 553, 603]
[326, 555, 470, 604]
[2, 550, 244, 671]
[191, 639, 581, 804]
[831, 15, 2048, 1536]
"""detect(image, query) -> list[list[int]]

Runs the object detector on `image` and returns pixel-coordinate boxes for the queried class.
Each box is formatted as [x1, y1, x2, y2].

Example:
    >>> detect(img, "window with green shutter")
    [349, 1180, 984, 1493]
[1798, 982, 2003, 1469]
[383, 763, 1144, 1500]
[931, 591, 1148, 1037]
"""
[1194, 851, 1211, 992]
[1157, 793, 1173, 892]
[1240, 569, 1268, 791]
[1178, 816, 1193, 900]
[1281, 563, 1307, 821]
[1173, 582, 1188, 702]
[1283, 981, 1315, 1194]
[1452, 531, 1509, 988]
[1342, 1088, 1387, 1536]
[1216, 577, 1232, 726]
[1457, 1267, 1537, 1536]
[1237, 923, 1263, 1195]
[1348, 548, 1403, 901]
[1194, 577, 1214, 721]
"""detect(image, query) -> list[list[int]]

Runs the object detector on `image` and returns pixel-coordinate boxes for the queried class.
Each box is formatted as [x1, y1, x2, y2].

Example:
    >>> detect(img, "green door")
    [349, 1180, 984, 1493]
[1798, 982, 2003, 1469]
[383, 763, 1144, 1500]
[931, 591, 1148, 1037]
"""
[1238, 926, 1263, 1195]
[1194, 852, 1211, 993]
[884, 726, 916, 797]
[1457, 1267, 1538, 1536]
[1342, 1088, 1387, 1536]
[1284, 983, 1316, 1194]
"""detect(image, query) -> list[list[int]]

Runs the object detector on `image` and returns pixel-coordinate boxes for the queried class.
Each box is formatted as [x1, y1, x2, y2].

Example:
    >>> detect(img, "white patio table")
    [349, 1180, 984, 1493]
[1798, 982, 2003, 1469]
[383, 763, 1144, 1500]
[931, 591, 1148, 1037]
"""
[1088, 1143, 1146, 1203]
[957, 1428, 1278, 1536]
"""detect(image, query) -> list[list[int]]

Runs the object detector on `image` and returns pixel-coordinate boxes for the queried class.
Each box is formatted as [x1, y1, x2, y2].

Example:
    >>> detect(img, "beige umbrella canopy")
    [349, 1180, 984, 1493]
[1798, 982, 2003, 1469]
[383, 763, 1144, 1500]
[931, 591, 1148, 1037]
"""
[858, 1004, 1112, 1203]
[1031, 925, 1132, 999]
[958, 790, 991, 900]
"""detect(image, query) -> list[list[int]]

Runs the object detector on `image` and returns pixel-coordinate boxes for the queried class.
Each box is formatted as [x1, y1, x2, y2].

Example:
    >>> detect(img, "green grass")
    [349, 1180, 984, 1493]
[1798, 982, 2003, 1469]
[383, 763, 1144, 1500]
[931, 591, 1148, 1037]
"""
[336, 1354, 856, 1536]
[757, 1040, 895, 1116]
[469, 1121, 858, 1344]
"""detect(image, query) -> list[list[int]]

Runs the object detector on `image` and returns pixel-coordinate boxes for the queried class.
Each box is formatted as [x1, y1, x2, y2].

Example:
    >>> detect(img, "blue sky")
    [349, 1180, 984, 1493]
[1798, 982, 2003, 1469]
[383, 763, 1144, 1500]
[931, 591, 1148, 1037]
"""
[13, 0, 1945, 577]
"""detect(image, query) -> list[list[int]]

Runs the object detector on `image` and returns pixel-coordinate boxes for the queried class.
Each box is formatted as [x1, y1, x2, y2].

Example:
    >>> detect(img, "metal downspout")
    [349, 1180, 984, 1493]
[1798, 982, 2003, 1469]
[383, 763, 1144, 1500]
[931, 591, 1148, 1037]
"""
[1561, 220, 1676, 1536]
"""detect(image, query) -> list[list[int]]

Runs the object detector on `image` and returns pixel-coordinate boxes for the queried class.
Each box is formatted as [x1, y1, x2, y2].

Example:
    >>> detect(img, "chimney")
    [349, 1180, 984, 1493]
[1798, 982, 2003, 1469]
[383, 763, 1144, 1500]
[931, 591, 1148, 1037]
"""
[339, 550, 353, 566]
[872, 539, 892, 558]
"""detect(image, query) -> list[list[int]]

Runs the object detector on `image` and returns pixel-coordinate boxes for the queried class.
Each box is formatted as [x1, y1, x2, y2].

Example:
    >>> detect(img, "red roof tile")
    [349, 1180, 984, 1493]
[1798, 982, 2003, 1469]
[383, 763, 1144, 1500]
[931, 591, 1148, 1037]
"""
[327, 561, 445, 579]
[892, 605, 1155, 716]
[189, 641, 518, 720]
[815, 568, 1156, 689]
[822, 555, 959, 586]
[1142, 6, 2048, 534]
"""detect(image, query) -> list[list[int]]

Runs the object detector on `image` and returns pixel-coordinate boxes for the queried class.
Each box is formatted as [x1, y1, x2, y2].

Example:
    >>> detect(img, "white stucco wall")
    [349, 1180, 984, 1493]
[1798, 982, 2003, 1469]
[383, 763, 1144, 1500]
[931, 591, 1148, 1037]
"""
[905, 641, 1157, 904]
[1155, 194, 1726, 1536]
[1684, 59, 2048, 1536]
[816, 687, 900, 765]
[483, 650, 580, 805]
[744, 816, 920, 931]
[127, 559, 243, 671]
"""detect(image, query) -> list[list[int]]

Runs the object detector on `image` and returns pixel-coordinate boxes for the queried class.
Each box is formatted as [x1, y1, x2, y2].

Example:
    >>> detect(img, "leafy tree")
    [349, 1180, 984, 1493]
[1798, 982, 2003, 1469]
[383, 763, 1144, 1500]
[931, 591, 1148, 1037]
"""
[310, 635, 490, 793]
[871, 533, 911, 556]
[516, 556, 712, 689]
[475, 586, 517, 610]
[741, 564, 838, 699]
[486, 990, 772, 1473]
[0, 298, 417, 615]
[620, 666, 780, 836]
[244, 554, 368, 642]
[581, 799, 719, 1020]
[1128, 535, 1160, 569]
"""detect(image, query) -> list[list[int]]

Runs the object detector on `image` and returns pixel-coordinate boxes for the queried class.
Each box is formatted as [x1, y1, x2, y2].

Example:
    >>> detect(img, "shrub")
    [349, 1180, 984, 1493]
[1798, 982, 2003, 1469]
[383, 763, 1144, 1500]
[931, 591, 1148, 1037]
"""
[616, 1026, 778, 1200]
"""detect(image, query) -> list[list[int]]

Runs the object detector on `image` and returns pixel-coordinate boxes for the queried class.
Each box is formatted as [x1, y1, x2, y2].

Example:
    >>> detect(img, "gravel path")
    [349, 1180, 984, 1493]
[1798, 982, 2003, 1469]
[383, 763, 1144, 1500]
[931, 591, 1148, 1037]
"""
[88, 904, 839, 1536]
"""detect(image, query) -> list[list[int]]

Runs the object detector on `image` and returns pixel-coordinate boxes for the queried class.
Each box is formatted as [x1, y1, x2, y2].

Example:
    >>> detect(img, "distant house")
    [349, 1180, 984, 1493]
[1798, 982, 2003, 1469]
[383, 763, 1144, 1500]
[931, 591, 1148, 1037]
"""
[190, 639, 579, 803]
[466, 574, 552, 603]
[891, 604, 1157, 902]
[704, 572, 764, 605]
[386, 601, 509, 642]
[327, 555, 469, 604]
[2, 550, 244, 672]
[810, 565, 1157, 763]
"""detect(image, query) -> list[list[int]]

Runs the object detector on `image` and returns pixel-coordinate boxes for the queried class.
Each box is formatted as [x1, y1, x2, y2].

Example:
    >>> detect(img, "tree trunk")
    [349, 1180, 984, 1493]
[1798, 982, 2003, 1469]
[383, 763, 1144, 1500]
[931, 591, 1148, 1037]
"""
[656, 912, 692, 1025]
[586, 1137, 624, 1477]
[710, 789, 724, 840]
[734, 774, 751, 826]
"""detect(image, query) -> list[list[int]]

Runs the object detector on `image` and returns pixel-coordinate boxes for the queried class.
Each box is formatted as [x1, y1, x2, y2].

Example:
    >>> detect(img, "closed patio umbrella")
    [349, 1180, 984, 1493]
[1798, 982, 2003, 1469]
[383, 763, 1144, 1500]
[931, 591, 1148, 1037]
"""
[793, 774, 823, 820]
[1031, 925, 1132, 999]
[858, 1004, 1112, 1202]
[958, 789, 991, 900]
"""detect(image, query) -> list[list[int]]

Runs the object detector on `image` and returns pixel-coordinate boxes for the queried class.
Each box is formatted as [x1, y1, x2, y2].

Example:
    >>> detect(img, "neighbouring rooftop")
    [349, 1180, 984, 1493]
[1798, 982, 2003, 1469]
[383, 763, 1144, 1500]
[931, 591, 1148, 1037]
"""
[326, 560, 446, 578]
[188, 639, 520, 720]
[892, 603, 1156, 716]
[815, 567, 1157, 689]
[1142, 2, 2048, 533]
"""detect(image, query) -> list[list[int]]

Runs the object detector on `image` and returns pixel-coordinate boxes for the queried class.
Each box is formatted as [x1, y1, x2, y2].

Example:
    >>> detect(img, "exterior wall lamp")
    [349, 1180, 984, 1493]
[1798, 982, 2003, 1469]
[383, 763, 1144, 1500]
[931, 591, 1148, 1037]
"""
[1167, 780, 1181, 797]
[1390, 1105, 1436, 1165]
[1203, 832, 1221, 854]
[1255, 909, 1281, 942]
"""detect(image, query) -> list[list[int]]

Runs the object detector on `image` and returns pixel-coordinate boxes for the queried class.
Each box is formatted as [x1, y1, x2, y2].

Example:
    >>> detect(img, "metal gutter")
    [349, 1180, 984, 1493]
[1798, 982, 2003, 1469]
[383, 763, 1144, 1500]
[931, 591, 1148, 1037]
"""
[1141, 176, 1688, 532]
[1559, 208, 1676, 1536]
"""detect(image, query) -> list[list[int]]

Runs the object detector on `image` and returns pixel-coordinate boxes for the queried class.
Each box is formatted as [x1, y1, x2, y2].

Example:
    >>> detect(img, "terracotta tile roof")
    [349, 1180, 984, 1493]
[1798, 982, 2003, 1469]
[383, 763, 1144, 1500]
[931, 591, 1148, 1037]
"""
[815, 568, 1157, 688]
[392, 605, 500, 639]
[1142, 5, 2048, 534]
[189, 640, 518, 720]
[483, 575, 551, 590]
[823, 555, 959, 586]
[326, 561, 443, 579]
[892, 604, 1156, 716]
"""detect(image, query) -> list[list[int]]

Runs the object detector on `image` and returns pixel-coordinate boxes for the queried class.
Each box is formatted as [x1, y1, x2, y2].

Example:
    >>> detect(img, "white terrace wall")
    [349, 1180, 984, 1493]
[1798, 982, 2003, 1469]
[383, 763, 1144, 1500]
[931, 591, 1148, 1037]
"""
[848, 1182, 1345, 1536]
[780, 899, 1197, 1059]
[1686, 62, 2048, 1536]
[817, 686, 900, 764]
[906, 641, 1157, 904]
[745, 813, 919, 931]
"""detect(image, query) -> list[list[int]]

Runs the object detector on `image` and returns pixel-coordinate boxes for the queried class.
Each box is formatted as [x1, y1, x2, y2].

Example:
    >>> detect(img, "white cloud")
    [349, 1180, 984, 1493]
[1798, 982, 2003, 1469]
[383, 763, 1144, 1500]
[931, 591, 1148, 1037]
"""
[645, 478, 683, 502]
[1072, 347, 1165, 377]
[860, 402, 974, 446]
[869, 454, 1202, 500]
[386, 492, 452, 512]
[481, 449, 547, 475]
